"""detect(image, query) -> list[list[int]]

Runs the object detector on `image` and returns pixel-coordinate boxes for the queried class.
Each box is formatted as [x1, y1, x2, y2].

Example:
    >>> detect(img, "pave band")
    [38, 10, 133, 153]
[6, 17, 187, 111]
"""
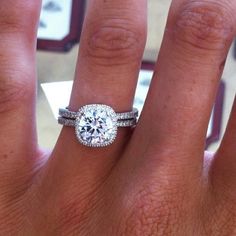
[59, 107, 139, 121]
[58, 117, 137, 128]
[58, 104, 138, 147]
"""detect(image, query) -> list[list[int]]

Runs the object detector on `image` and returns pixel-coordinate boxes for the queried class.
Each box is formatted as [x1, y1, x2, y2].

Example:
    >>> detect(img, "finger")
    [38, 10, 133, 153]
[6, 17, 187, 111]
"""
[0, 2, 41, 167]
[50, 1, 147, 178]
[127, 0, 236, 176]
[210, 96, 236, 196]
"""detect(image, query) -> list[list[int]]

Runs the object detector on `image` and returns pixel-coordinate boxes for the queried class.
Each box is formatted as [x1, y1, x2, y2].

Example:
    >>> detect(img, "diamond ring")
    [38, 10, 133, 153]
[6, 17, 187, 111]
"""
[58, 104, 138, 147]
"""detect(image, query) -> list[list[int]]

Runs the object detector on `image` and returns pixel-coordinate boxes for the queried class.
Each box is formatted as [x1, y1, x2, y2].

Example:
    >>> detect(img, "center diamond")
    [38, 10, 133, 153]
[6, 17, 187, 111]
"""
[75, 104, 118, 147]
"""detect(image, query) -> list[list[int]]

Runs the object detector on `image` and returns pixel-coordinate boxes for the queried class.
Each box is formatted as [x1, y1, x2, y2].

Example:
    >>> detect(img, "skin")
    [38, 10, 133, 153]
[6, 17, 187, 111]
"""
[0, 0, 236, 235]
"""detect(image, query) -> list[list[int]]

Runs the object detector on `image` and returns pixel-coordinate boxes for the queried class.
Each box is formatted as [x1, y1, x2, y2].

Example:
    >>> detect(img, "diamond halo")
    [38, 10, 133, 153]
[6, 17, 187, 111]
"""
[58, 104, 138, 148]
[75, 104, 118, 147]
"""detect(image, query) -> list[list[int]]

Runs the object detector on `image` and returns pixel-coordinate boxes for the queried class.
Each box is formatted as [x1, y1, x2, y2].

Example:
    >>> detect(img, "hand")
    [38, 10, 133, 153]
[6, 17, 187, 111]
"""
[1, 0, 236, 235]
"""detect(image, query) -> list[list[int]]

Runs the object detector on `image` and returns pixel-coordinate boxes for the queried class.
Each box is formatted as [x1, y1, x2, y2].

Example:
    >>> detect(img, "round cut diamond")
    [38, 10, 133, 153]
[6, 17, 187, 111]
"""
[75, 104, 117, 147]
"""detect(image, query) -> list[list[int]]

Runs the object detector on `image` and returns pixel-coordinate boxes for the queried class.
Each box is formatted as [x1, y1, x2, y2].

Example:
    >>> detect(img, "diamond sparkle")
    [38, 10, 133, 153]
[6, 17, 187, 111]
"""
[75, 105, 117, 147]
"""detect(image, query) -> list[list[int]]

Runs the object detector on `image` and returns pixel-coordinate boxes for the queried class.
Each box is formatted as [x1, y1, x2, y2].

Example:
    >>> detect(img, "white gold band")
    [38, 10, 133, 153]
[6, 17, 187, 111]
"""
[59, 107, 139, 121]
[58, 116, 137, 128]
[57, 104, 138, 147]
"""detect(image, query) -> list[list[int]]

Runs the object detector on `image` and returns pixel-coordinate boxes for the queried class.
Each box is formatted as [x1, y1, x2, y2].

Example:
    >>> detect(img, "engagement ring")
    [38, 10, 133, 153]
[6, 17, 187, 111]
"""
[58, 104, 138, 147]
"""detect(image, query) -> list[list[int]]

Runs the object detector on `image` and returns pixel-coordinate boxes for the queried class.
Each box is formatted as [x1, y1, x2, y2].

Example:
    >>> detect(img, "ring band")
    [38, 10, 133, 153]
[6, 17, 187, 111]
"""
[58, 104, 138, 147]
[58, 117, 137, 128]
[59, 107, 138, 121]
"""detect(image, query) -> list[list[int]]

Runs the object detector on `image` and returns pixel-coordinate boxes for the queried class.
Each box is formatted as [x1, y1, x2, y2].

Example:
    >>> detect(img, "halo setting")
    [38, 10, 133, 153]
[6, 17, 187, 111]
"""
[75, 104, 118, 147]
[58, 104, 138, 148]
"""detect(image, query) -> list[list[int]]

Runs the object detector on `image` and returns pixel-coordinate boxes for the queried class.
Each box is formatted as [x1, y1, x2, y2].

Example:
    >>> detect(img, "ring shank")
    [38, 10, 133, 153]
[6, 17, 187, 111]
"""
[58, 117, 137, 128]
[59, 107, 138, 120]
[57, 105, 138, 147]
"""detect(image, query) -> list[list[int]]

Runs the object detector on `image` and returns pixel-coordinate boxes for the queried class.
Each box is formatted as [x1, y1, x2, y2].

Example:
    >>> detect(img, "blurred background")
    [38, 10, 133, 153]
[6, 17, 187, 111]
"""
[37, 0, 236, 151]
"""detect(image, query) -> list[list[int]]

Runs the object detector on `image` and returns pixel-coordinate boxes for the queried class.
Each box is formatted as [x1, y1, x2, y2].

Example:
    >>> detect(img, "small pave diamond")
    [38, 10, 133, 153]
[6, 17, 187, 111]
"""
[116, 108, 138, 120]
[58, 104, 138, 147]
[75, 104, 118, 147]
[117, 119, 137, 127]
[59, 107, 139, 120]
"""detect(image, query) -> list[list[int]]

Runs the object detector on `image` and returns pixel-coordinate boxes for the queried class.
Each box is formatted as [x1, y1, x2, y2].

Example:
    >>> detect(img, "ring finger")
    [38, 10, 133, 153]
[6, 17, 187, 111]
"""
[49, 0, 147, 181]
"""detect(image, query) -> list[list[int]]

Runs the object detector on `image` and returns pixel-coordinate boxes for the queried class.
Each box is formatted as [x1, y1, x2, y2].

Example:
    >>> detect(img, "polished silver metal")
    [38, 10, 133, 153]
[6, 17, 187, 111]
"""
[59, 107, 139, 121]
[58, 104, 138, 147]
[58, 117, 137, 128]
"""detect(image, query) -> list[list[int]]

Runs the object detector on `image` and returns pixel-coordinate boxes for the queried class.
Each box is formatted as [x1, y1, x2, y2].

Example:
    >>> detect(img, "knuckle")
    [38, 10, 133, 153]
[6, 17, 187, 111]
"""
[56, 188, 103, 235]
[83, 20, 146, 66]
[0, 76, 34, 114]
[202, 196, 236, 235]
[172, 1, 235, 51]
[56, 199, 88, 233]
[120, 185, 184, 235]
[0, 54, 35, 114]
[0, 1, 40, 34]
